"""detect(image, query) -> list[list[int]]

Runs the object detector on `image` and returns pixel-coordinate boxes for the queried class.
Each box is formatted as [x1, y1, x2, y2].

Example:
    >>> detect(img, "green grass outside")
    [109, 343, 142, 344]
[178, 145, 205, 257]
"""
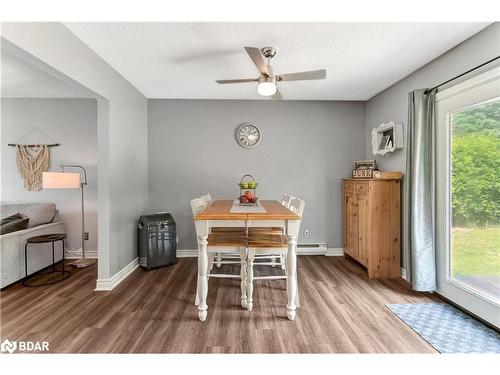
[452, 227, 500, 276]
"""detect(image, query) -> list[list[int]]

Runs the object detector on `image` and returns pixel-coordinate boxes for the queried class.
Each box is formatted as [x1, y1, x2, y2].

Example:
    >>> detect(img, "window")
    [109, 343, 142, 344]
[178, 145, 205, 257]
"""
[449, 98, 500, 302]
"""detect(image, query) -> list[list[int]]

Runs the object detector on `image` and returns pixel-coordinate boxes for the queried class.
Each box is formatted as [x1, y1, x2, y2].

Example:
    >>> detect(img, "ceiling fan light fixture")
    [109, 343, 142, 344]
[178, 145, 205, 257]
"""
[215, 46, 327, 100]
[257, 82, 276, 96]
[257, 76, 277, 96]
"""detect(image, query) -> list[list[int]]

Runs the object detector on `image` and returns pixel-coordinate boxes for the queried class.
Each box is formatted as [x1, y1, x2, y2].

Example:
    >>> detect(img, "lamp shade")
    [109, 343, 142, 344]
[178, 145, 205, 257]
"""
[43, 172, 80, 189]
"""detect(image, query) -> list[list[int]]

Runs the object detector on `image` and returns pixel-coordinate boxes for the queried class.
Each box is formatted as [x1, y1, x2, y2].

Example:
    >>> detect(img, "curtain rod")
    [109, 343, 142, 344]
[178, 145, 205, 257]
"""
[8, 143, 60, 147]
[425, 55, 500, 94]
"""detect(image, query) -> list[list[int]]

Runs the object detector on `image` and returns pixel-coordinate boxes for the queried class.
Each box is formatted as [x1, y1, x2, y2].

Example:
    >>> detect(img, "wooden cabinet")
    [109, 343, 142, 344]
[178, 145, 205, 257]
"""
[343, 178, 401, 278]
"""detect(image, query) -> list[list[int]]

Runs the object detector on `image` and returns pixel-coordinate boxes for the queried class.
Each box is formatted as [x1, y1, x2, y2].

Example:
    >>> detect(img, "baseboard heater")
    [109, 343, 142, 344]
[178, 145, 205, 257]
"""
[296, 243, 328, 255]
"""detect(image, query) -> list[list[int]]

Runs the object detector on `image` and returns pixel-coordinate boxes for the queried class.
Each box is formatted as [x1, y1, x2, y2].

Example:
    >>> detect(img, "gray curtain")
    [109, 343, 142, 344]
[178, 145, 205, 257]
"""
[404, 89, 437, 292]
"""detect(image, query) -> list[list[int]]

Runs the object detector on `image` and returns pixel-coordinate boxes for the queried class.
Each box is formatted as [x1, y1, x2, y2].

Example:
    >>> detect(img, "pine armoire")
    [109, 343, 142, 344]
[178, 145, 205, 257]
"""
[342, 177, 401, 278]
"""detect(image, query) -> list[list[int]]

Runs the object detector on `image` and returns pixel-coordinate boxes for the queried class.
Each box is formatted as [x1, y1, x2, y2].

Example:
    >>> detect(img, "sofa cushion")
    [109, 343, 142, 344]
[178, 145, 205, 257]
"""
[1, 217, 30, 235]
[1, 213, 24, 226]
[1, 203, 56, 228]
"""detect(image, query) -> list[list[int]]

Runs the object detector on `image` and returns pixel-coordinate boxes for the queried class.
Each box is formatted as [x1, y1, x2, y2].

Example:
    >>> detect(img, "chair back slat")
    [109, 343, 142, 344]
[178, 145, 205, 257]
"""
[191, 197, 207, 217]
[280, 193, 294, 208]
[289, 197, 305, 217]
[201, 193, 213, 205]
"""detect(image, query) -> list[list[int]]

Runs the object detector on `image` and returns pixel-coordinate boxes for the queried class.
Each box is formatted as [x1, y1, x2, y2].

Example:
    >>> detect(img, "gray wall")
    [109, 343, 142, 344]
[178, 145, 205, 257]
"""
[148, 99, 366, 249]
[365, 22, 500, 269]
[2, 23, 149, 280]
[365, 22, 500, 172]
[1, 98, 98, 252]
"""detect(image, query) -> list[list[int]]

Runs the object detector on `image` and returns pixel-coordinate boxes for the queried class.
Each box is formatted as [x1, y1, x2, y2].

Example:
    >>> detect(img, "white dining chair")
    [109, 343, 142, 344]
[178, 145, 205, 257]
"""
[200, 193, 225, 268]
[191, 197, 248, 309]
[268, 193, 295, 267]
[248, 193, 293, 238]
[280, 193, 294, 208]
[245, 196, 305, 312]
[201, 193, 213, 205]
[211, 193, 291, 239]
[191, 196, 223, 272]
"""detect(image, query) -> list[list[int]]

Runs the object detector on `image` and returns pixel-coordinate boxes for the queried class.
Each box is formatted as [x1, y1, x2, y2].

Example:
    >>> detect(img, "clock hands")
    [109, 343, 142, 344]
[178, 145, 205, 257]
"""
[237, 123, 261, 148]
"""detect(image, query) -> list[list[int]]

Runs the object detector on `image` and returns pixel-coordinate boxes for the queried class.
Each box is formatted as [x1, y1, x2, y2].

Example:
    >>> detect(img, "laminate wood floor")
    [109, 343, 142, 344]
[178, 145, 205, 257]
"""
[0, 256, 438, 353]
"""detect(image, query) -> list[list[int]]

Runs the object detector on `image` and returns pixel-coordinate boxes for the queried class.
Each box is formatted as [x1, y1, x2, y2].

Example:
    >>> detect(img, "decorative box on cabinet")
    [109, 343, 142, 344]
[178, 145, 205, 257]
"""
[342, 177, 401, 278]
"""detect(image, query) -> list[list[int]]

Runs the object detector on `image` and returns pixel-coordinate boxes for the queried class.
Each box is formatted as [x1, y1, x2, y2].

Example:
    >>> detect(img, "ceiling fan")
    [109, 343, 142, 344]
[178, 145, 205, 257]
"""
[216, 46, 326, 99]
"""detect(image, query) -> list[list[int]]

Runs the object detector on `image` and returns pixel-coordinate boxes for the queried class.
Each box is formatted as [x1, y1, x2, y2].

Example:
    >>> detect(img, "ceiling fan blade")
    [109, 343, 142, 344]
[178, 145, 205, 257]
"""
[271, 87, 282, 101]
[216, 78, 258, 84]
[244, 47, 270, 75]
[277, 69, 326, 81]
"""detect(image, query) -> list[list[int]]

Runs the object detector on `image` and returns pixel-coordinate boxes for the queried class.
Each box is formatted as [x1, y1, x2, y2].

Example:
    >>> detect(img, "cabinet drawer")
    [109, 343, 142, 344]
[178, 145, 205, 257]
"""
[355, 182, 368, 195]
[344, 181, 354, 194]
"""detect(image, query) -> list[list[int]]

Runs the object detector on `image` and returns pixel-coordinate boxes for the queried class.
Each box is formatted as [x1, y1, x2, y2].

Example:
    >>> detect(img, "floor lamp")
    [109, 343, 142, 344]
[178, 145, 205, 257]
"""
[42, 164, 96, 268]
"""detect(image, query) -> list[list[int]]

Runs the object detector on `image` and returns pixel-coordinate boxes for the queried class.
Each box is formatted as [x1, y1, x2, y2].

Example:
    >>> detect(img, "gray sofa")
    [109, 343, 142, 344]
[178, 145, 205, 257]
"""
[1, 203, 66, 288]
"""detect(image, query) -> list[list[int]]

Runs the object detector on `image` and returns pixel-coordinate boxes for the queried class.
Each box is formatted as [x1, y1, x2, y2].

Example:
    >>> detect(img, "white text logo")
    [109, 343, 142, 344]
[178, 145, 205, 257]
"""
[1, 339, 49, 353]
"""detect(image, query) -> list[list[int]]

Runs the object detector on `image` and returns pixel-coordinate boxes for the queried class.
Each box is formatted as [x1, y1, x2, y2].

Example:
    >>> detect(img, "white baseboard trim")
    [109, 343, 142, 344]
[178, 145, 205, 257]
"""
[400, 267, 407, 280]
[177, 249, 198, 258]
[296, 248, 324, 255]
[95, 257, 139, 291]
[65, 248, 98, 259]
[325, 248, 344, 256]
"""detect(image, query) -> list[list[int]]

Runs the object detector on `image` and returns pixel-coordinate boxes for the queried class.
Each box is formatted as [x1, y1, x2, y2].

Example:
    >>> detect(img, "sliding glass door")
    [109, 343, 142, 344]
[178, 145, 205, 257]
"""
[436, 67, 500, 327]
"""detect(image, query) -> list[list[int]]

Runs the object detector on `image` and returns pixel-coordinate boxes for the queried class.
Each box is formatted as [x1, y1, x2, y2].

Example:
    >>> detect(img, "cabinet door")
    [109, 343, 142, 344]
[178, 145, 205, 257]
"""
[343, 182, 354, 257]
[356, 189, 369, 266]
[351, 193, 359, 260]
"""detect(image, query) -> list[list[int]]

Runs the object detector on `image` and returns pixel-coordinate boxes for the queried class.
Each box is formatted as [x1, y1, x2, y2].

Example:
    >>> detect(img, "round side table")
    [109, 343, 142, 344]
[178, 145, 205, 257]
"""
[23, 234, 71, 287]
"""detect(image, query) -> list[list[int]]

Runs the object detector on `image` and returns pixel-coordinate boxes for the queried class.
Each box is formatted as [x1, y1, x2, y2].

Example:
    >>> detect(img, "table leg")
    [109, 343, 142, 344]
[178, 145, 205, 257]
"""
[240, 247, 247, 309]
[197, 235, 209, 321]
[246, 249, 255, 311]
[286, 232, 298, 321]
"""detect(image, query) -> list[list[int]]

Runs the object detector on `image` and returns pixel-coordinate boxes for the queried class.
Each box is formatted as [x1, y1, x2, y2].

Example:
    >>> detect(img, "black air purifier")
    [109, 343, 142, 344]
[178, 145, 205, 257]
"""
[138, 213, 177, 270]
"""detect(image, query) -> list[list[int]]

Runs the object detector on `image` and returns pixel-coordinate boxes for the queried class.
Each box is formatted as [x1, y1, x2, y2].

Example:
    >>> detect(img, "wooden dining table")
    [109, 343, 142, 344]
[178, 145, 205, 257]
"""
[193, 200, 301, 321]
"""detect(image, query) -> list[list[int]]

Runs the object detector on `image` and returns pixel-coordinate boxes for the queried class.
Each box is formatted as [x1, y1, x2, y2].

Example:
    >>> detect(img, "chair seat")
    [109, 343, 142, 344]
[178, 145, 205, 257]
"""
[247, 233, 287, 248]
[207, 233, 246, 247]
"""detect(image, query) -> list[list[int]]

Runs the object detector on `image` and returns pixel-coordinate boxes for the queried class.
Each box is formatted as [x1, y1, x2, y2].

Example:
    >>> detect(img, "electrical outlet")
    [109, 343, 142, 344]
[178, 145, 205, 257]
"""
[304, 229, 310, 238]
[84, 232, 89, 241]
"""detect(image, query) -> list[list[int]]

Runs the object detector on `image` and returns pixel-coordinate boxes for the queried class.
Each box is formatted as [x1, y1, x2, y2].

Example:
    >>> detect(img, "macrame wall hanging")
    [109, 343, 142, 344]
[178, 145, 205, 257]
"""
[8, 127, 60, 192]
[16, 145, 50, 191]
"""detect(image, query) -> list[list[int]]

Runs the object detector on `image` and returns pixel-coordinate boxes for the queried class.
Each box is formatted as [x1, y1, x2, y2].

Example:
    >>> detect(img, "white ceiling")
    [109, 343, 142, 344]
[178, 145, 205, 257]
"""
[65, 22, 489, 100]
[1, 48, 95, 98]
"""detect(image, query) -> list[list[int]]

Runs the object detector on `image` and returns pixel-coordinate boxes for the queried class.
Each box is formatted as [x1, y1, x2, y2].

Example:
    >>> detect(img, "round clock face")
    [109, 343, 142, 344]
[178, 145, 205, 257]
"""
[236, 123, 261, 149]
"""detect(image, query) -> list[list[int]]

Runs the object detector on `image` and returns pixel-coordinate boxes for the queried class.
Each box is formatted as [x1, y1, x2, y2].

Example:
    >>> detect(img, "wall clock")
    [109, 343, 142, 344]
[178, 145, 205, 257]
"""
[236, 123, 261, 149]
